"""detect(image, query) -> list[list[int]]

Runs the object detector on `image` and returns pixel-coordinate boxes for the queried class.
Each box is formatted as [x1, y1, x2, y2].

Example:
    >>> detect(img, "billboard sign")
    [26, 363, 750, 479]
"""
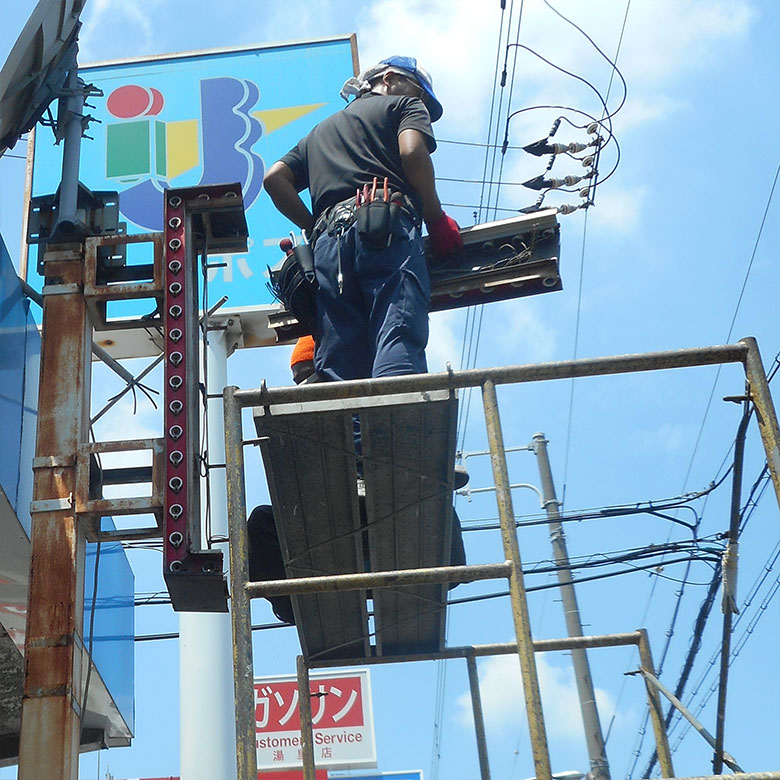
[255, 669, 376, 771]
[28, 36, 358, 310]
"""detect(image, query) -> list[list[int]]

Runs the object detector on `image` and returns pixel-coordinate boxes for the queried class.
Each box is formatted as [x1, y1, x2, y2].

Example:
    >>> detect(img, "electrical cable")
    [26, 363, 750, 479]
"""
[490, 0, 525, 217]
[678, 160, 780, 499]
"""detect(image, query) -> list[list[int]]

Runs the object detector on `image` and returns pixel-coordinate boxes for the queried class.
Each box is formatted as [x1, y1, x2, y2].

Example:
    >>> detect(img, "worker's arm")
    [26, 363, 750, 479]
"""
[399, 128, 462, 257]
[263, 161, 315, 233]
[398, 128, 443, 226]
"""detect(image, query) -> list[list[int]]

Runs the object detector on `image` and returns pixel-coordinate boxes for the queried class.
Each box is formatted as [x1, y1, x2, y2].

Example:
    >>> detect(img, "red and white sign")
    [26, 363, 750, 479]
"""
[255, 669, 376, 771]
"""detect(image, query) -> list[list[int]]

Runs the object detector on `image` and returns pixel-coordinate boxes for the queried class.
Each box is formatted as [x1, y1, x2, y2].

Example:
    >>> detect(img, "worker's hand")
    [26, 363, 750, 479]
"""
[427, 211, 463, 258]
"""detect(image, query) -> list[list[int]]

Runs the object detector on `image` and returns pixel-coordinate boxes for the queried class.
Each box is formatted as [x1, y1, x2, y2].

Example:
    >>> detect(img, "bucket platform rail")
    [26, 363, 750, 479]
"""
[223, 337, 780, 780]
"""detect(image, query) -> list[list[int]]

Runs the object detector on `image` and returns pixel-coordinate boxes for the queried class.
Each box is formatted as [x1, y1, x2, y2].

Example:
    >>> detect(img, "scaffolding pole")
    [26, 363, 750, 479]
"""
[224, 339, 780, 780]
[482, 379, 552, 780]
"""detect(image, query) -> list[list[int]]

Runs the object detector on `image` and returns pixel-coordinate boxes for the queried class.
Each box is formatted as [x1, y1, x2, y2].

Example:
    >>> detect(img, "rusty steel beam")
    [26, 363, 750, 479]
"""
[637, 629, 675, 778]
[297, 655, 317, 780]
[308, 632, 645, 669]
[224, 386, 257, 780]
[742, 337, 780, 514]
[482, 379, 551, 780]
[19, 247, 92, 780]
[245, 562, 510, 598]
[234, 343, 748, 408]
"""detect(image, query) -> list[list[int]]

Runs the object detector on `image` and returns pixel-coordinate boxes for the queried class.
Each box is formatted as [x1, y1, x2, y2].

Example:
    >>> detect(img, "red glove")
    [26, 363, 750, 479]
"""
[427, 211, 463, 257]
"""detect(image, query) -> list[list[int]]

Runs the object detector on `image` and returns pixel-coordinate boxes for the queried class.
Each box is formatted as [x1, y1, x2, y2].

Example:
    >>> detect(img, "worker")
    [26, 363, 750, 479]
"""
[263, 55, 463, 382]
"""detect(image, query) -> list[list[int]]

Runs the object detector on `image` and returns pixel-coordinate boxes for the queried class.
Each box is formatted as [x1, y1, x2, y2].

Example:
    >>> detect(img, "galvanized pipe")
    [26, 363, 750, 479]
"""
[245, 561, 511, 598]
[635, 668, 743, 773]
[466, 654, 492, 780]
[636, 629, 675, 778]
[296, 655, 317, 780]
[55, 50, 84, 234]
[223, 386, 257, 780]
[233, 344, 748, 408]
[482, 379, 552, 780]
[308, 632, 645, 669]
[742, 336, 780, 514]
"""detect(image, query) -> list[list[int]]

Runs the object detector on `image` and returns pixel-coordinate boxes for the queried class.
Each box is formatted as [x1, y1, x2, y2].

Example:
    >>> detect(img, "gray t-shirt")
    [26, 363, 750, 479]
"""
[280, 92, 436, 220]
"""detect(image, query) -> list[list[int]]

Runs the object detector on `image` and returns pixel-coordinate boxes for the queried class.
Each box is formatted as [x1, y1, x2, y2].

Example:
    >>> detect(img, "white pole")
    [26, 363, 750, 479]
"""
[180, 327, 238, 780]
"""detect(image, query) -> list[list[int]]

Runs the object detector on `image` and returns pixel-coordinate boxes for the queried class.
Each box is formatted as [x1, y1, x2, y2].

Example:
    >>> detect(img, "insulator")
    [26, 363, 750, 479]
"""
[581, 156, 595, 168]
[522, 174, 584, 191]
[586, 122, 599, 134]
[567, 142, 588, 154]
[558, 203, 582, 215]
[579, 187, 590, 199]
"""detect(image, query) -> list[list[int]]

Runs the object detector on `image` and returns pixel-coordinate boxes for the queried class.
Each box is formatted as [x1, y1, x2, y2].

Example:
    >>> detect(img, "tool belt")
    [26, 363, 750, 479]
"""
[311, 187, 420, 250]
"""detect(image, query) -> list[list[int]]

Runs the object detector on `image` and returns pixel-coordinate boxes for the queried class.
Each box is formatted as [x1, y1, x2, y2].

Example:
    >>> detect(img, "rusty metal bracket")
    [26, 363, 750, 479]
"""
[30, 496, 73, 513]
[74, 437, 164, 541]
[41, 283, 82, 296]
[83, 231, 164, 331]
[32, 455, 75, 469]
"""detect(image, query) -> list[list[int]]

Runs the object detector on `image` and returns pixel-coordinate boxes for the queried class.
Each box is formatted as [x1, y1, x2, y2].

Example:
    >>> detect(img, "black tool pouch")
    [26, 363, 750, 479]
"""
[268, 254, 317, 335]
[356, 200, 399, 250]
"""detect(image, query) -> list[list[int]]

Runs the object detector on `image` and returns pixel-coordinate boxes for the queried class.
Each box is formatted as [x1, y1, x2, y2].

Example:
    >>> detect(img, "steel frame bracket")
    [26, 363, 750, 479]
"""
[83, 231, 164, 331]
[74, 437, 164, 542]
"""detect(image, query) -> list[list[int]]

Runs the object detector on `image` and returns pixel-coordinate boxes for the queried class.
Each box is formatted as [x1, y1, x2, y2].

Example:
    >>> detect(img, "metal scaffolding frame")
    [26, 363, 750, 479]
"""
[223, 337, 780, 780]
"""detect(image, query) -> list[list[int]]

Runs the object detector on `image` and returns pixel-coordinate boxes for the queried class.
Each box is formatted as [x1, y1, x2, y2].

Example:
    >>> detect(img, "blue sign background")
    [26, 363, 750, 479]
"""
[29, 37, 357, 309]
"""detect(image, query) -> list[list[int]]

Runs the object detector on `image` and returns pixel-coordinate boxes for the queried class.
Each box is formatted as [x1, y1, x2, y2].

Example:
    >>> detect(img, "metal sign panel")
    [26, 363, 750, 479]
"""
[254, 669, 376, 771]
[27, 36, 358, 309]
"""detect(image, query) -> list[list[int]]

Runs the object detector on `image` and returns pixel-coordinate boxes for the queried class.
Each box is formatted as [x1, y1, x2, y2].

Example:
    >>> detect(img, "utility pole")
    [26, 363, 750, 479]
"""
[532, 433, 610, 780]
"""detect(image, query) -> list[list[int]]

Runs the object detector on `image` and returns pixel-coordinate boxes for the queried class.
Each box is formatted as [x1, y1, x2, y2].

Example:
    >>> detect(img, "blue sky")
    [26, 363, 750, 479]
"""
[2, 1, 780, 779]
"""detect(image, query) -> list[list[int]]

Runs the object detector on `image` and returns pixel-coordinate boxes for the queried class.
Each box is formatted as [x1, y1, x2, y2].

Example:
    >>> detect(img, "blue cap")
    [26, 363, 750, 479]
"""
[380, 55, 443, 122]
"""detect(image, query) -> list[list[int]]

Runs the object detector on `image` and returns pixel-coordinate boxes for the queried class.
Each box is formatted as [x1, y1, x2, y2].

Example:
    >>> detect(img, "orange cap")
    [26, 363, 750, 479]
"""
[290, 335, 315, 367]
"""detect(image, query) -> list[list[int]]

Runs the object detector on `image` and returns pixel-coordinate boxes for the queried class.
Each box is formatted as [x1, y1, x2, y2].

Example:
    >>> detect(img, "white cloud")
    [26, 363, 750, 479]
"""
[427, 309, 463, 372]
[455, 653, 617, 742]
[79, 0, 160, 61]
[588, 184, 646, 236]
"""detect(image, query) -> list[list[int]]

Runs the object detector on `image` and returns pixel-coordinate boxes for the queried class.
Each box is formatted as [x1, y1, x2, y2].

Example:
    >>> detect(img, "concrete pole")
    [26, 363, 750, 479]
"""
[531, 433, 610, 780]
[180, 328, 237, 780]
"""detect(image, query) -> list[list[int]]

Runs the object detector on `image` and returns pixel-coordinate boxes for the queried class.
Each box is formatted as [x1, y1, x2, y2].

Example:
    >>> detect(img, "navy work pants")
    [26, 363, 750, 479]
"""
[312, 213, 430, 381]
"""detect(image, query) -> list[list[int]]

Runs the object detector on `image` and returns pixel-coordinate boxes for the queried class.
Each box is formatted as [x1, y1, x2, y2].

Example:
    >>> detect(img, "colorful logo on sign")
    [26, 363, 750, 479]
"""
[105, 78, 265, 231]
